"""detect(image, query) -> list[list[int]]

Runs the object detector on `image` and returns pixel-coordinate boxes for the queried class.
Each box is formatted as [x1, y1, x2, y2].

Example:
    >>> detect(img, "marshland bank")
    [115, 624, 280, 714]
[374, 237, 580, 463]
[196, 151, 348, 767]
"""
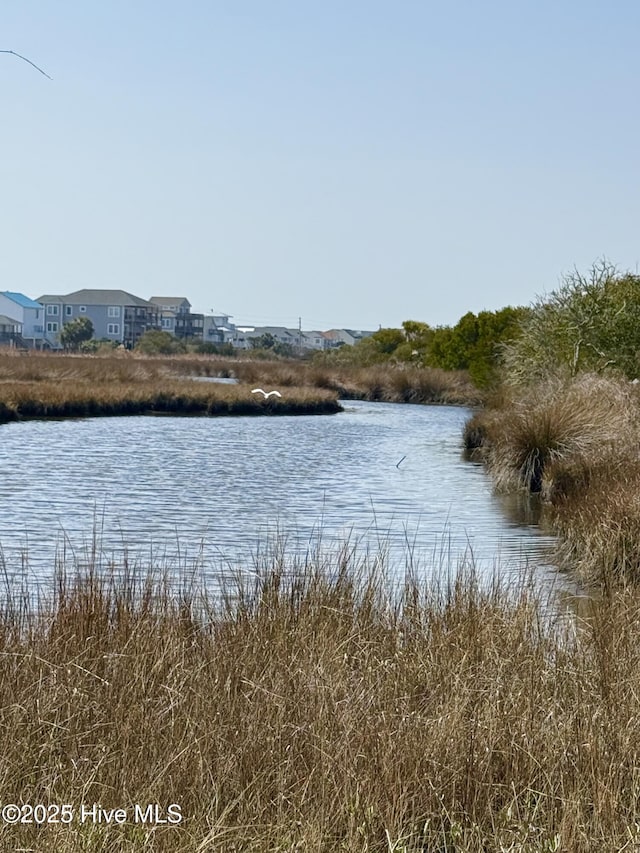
[0, 352, 344, 422]
[463, 373, 640, 586]
[0, 350, 481, 424]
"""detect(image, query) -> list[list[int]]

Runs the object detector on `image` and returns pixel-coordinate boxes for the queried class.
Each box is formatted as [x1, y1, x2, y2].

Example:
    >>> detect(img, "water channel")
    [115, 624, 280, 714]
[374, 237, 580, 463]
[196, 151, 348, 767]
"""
[0, 400, 576, 597]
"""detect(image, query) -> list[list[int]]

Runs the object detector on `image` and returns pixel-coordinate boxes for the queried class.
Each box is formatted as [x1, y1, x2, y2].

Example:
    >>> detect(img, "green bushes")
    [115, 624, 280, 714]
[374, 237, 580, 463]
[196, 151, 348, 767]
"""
[503, 259, 640, 384]
[428, 306, 526, 386]
[59, 316, 94, 351]
[135, 330, 187, 355]
[316, 311, 524, 388]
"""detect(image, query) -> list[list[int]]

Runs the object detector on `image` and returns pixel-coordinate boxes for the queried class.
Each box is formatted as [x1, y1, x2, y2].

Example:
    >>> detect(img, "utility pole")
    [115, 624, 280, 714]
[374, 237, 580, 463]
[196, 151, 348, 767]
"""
[298, 316, 302, 350]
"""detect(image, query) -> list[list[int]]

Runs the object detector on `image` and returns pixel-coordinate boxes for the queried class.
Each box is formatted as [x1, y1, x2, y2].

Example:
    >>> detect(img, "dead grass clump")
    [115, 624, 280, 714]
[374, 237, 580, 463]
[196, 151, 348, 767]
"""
[465, 374, 640, 584]
[462, 409, 490, 452]
[480, 375, 638, 492]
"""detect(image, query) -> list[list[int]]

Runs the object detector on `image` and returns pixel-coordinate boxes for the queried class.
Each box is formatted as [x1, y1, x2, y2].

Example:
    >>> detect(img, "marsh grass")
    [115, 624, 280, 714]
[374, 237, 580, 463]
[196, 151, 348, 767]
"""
[466, 374, 640, 584]
[231, 361, 480, 405]
[0, 547, 640, 851]
[481, 376, 637, 493]
[0, 351, 480, 406]
[548, 460, 640, 585]
[0, 376, 341, 422]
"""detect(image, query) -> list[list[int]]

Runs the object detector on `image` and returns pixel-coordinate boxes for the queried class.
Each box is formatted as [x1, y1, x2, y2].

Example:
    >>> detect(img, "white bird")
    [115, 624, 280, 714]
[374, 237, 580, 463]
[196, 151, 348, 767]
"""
[251, 388, 282, 399]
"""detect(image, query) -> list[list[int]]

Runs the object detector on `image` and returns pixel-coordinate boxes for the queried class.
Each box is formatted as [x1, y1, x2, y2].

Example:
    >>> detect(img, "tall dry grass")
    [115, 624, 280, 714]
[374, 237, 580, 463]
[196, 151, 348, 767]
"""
[1, 552, 640, 851]
[466, 375, 637, 492]
[230, 361, 481, 405]
[0, 350, 480, 410]
[465, 374, 640, 584]
[0, 380, 341, 421]
[0, 351, 342, 421]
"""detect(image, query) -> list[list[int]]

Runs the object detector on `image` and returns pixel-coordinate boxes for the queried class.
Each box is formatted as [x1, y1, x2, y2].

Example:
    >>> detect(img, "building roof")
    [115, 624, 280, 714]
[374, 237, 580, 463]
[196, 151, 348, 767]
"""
[149, 296, 191, 307]
[324, 328, 374, 341]
[1, 291, 43, 309]
[36, 289, 155, 308]
[36, 294, 65, 304]
[247, 326, 297, 338]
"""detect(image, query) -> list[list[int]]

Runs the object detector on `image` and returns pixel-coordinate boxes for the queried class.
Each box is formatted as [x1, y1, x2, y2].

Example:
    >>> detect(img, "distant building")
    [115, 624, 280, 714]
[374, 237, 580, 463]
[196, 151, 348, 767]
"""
[230, 325, 349, 352]
[288, 329, 330, 351]
[0, 291, 45, 347]
[323, 329, 374, 348]
[202, 314, 236, 345]
[0, 314, 23, 347]
[149, 297, 204, 341]
[36, 289, 160, 348]
[233, 326, 298, 350]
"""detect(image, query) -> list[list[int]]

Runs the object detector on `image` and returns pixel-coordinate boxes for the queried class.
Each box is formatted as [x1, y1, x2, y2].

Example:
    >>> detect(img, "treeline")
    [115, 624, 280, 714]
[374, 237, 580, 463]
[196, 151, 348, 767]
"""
[66, 260, 640, 388]
[319, 259, 640, 387]
[315, 307, 526, 387]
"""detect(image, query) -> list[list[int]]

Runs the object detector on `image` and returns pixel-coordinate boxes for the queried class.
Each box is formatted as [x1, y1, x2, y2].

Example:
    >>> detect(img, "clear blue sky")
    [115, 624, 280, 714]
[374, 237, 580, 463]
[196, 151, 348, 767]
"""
[2, 1, 639, 331]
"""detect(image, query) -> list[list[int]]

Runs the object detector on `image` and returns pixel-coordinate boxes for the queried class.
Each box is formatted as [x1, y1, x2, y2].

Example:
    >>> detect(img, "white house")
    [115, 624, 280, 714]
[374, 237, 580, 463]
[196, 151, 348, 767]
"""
[0, 292, 45, 347]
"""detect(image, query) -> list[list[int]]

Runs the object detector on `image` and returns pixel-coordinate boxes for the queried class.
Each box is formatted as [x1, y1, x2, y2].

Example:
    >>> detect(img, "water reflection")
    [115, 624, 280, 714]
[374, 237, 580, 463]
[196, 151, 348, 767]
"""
[493, 491, 546, 527]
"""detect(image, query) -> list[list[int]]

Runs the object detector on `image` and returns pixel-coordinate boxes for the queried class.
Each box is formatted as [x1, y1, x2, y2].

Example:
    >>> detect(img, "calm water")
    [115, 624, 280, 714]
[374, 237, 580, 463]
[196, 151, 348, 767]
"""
[1, 401, 570, 593]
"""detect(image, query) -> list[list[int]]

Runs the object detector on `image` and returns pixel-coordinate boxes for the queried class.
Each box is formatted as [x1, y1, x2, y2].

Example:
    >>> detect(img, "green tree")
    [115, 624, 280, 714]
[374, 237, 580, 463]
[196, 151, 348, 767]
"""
[502, 260, 640, 384]
[427, 307, 525, 385]
[60, 316, 94, 351]
[393, 321, 433, 362]
[342, 328, 405, 365]
[135, 330, 186, 355]
[249, 333, 294, 357]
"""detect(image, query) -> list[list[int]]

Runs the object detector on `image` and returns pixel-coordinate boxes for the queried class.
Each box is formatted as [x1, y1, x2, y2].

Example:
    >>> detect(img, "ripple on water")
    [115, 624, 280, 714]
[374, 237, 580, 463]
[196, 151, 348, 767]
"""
[0, 401, 571, 598]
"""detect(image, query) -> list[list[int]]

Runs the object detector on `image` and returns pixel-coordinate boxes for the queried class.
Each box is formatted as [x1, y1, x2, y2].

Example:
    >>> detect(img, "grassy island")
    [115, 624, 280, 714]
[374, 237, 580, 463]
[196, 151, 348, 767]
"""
[0, 350, 481, 423]
[0, 351, 343, 421]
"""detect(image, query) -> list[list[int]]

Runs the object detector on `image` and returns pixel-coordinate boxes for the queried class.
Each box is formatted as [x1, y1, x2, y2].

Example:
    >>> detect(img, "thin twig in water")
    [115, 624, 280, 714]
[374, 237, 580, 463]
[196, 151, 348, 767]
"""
[1, 50, 52, 79]
[396, 455, 406, 468]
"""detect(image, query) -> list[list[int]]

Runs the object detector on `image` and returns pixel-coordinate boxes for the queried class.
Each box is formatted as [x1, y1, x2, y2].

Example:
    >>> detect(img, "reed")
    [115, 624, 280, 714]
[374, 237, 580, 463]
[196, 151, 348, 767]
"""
[1, 549, 640, 851]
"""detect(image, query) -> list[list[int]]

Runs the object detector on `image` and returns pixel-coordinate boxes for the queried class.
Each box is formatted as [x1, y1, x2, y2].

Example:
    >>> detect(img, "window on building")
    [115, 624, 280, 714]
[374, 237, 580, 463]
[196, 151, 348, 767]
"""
[161, 318, 172, 329]
[79, 306, 86, 313]
[65, 306, 72, 316]
[47, 305, 59, 316]
[107, 324, 120, 335]
[46, 322, 58, 333]
[108, 306, 121, 318]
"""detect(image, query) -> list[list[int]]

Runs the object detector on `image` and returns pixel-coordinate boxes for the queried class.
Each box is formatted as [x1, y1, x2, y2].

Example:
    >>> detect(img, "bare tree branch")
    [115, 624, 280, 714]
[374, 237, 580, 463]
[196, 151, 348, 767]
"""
[0, 50, 52, 80]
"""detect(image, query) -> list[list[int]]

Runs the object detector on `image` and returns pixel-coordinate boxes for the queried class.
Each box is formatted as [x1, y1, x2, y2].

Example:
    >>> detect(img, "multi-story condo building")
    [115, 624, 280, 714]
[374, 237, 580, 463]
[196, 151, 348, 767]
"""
[149, 297, 204, 341]
[36, 289, 160, 348]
